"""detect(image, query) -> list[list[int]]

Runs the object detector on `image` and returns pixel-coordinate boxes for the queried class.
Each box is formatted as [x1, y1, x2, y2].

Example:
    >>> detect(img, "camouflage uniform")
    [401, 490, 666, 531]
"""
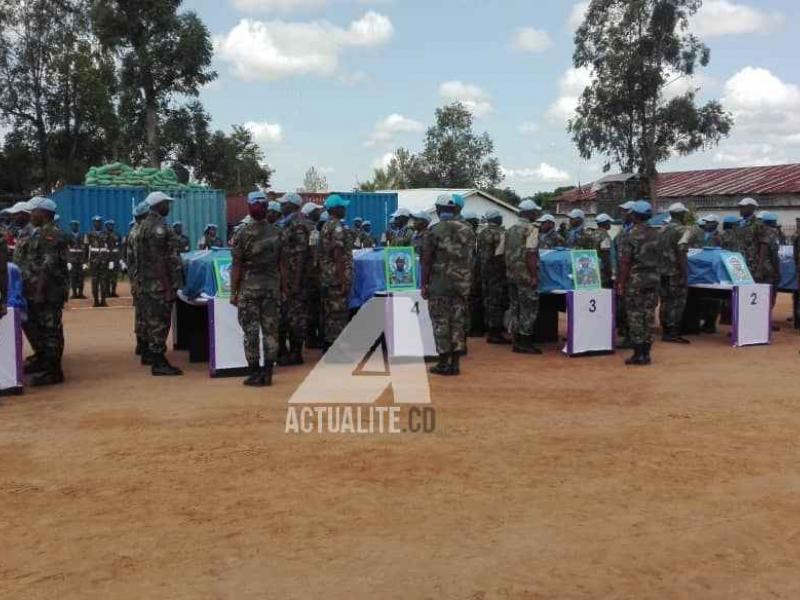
[21, 222, 69, 375]
[12, 223, 35, 268]
[686, 225, 706, 248]
[758, 226, 781, 288]
[359, 230, 375, 249]
[176, 234, 191, 253]
[720, 229, 738, 251]
[422, 219, 475, 354]
[198, 234, 225, 250]
[65, 230, 86, 298]
[232, 220, 285, 366]
[538, 229, 565, 250]
[613, 225, 632, 342]
[504, 219, 540, 338]
[105, 230, 121, 297]
[658, 221, 690, 336]
[411, 228, 430, 257]
[468, 227, 483, 336]
[569, 226, 612, 287]
[389, 226, 414, 247]
[477, 223, 508, 332]
[620, 224, 660, 345]
[135, 213, 184, 356]
[319, 217, 354, 345]
[305, 226, 323, 347]
[736, 216, 768, 276]
[280, 213, 313, 352]
[84, 228, 110, 304]
[126, 223, 146, 347]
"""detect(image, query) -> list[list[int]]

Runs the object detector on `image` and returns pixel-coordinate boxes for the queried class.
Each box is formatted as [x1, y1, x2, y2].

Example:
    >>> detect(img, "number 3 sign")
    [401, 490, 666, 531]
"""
[565, 289, 615, 356]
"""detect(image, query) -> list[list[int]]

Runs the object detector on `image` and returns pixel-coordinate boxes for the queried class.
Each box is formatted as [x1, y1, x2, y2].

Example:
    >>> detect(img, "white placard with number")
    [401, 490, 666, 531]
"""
[565, 289, 614, 356]
[0, 308, 23, 392]
[379, 290, 437, 357]
[733, 284, 771, 347]
[209, 297, 263, 374]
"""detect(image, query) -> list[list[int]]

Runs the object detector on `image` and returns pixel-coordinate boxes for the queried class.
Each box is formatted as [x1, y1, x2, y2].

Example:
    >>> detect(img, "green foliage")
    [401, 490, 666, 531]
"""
[303, 166, 329, 193]
[195, 125, 273, 195]
[569, 0, 734, 197]
[486, 186, 522, 207]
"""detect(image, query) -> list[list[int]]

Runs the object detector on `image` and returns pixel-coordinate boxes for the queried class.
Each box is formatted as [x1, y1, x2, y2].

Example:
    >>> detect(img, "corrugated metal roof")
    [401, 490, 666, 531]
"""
[557, 164, 800, 203]
[379, 188, 519, 214]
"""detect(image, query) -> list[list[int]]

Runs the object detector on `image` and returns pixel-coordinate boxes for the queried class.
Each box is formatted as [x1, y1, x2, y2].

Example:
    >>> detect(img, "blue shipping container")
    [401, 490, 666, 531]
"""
[334, 192, 397, 239]
[50, 186, 225, 248]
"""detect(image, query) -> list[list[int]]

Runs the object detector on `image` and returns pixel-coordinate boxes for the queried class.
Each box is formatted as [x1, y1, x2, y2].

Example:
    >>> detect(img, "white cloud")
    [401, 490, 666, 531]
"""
[502, 163, 571, 184]
[567, 1, 589, 30]
[216, 12, 393, 81]
[439, 81, 493, 118]
[232, 0, 327, 12]
[693, 0, 785, 37]
[244, 120, 284, 143]
[365, 113, 424, 147]
[546, 66, 592, 122]
[510, 27, 552, 53]
[372, 152, 394, 170]
[518, 121, 539, 135]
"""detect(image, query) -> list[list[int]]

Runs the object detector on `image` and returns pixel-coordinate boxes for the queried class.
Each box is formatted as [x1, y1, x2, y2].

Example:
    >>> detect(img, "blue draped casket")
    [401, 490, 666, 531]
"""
[779, 246, 797, 291]
[181, 249, 230, 299]
[7, 263, 25, 310]
[686, 248, 741, 286]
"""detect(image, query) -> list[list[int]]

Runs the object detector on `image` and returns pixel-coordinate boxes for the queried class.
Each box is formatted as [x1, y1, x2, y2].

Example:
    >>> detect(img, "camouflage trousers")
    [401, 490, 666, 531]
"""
[428, 295, 468, 354]
[238, 294, 279, 366]
[139, 293, 174, 355]
[616, 291, 629, 340]
[280, 290, 308, 344]
[305, 279, 322, 344]
[508, 283, 539, 337]
[25, 302, 64, 367]
[625, 287, 658, 345]
[482, 280, 509, 330]
[69, 262, 84, 295]
[658, 276, 687, 334]
[89, 262, 109, 300]
[132, 292, 146, 341]
[104, 263, 120, 297]
[322, 285, 350, 345]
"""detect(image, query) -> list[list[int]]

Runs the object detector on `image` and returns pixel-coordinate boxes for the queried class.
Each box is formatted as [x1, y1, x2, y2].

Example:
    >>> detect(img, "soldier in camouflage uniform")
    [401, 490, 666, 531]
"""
[135, 192, 184, 376]
[66, 220, 87, 299]
[691, 215, 723, 333]
[658, 202, 692, 344]
[231, 194, 286, 386]
[21, 197, 69, 385]
[617, 201, 660, 366]
[567, 209, 612, 287]
[388, 208, 414, 247]
[278, 193, 313, 366]
[536, 214, 565, 249]
[301, 202, 324, 349]
[355, 218, 375, 248]
[173, 222, 191, 253]
[127, 203, 150, 360]
[362, 221, 375, 248]
[461, 210, 483, 338]
[720, 216, 740, 250]
[504, 199, 543, 355]
[478, 209, 509, 344]
[85, 216, 110, 307]
[735, 198, 768, 278]
[319, 195, 354, 350]
[594, 214, 614, 288]
[410, 211, 432, 256]
[612, 203, 635, 349]
[104, 220, 121, 298]
[757, 212, 781, 314]
[421, 193, 476, 376]
[198, 224, 225, 250]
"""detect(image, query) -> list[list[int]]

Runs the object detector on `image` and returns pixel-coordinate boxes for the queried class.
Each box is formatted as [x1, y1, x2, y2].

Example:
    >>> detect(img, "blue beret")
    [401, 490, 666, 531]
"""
[248, 190, 267, 204]
[324, 194, 350, 209]
[631, 200, 652, 215]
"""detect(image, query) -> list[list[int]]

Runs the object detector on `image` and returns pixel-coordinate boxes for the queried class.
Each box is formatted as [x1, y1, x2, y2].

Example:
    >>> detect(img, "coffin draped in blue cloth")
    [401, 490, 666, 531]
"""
[181, 249, 230, 299]
[6, 263, 25, 310]
[779, 246, 797, 291]
[686, 248, 740, 286]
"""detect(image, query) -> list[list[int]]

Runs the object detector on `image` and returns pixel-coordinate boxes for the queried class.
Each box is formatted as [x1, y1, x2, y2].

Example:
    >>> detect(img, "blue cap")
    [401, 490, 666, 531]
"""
[92, 215, 103, 221]
[205, 223, 217, 232]
[518, 199, 541, 212]
[324, 194, 349, 209]
[281, 192, 302, 207]
[267, 200, 282, 212]
[363, 220, 371, 227]
[452, 194, 465, 208]
[353, 217, 363, 224]
[28, 196, 57, 212]
[248, 190, 267, 204]
[319, 211, 330, 222]
[762, 212, 778, 223]
[133, 201, 149, 217]
[144, 191, 175, 207]
[723, 216, 740, 225]
[70, 220, 79, 225]
[173, 221, 183, 227]
[631, 200, 652, 215]
[104, 219, 115, 226]
[619, 201, 635, 211]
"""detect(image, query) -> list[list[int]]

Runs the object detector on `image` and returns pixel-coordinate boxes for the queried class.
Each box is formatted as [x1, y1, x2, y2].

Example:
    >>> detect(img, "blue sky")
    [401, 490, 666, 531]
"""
[186, 0, 800, 194]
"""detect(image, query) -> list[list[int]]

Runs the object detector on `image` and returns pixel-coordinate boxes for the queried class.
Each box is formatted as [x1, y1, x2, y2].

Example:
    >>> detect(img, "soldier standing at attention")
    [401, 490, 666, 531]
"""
[503, 199, 543, 355]
[135, 192, 184, 376]
[757, 212, 782, 314]
[104, 220, 121, 298]
[536, 214, 564, 249]
[85, 216, 109, 307]
[362, 221, 375, 247]
[617, 201, 660, 366]
[198, 224, 224, 249]
[230, 194, 286, 386]
[461, 210, 483, 338]
[388, 208, 414, 247]
[354, 218, 375, 249]
[658, 202, 692, 344]
[301, 202, 324, 349]
[613, 202, 635, 348]
[421, 193, 476, 376]
[319, 195, 354, 351]
[11, 201, 34, 266]
[720, 216, 740, 250]
[127, 202, 150, 361]
[66, 220, 87, 299]
[736, 198, 768, 277]
[173, 222, 190, 253]
[278, 193, 312, 366]
[410, 211, 432, 257]
[22, 197, 69, 385]
[692, 215, 723, 334]
[478, 209, 509, 345]
[594, 214, 614, 288]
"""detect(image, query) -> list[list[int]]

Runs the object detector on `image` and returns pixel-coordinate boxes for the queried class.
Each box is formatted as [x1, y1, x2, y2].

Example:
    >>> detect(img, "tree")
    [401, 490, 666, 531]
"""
[358, 147, 430, 191]
[303, 166, 329, 193]
[570, 0, 733, 200]
[486, 186, 521, 207]
[196, 125, 272, 194]
[91, 0, 216, 167]
[421, 102, 503, 189]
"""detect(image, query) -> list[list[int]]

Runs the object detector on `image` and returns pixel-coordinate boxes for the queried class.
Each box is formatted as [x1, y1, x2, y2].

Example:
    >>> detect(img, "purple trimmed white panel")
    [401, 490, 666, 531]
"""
[733, 284, 772, 347]
[565, 289, 614, 356]
[0, 307, 22, 390]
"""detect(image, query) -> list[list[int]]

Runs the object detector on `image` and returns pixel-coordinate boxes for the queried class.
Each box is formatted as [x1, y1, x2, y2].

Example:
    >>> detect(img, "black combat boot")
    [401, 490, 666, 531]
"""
[641, 343, 652, 365]
[243, 362, 264, 386]
[625, 344, 647, 365]
[486, 329, 510, 345]
[429, 353, 451, 376]
[135, 337, 143, 356]
[288, 338, 304, 366]
[513, 335, 543, 355]
[24, 354, 43, 374]
[262, 363, 274, 386]
[151, 355, 183, 376]
[140, 350, 154, 366]
[31, 367, 65, 387]
[449, 353, 461, 376]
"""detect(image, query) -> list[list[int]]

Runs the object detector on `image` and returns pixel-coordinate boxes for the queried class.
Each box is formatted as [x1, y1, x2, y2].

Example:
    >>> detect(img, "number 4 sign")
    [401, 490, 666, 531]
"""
[732, 284, 772, 347]
[565, 289, 615, 356]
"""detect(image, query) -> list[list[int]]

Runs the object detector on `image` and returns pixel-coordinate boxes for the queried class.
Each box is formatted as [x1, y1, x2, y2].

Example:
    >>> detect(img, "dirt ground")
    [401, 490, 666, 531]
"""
[2, 282, 800, 599]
